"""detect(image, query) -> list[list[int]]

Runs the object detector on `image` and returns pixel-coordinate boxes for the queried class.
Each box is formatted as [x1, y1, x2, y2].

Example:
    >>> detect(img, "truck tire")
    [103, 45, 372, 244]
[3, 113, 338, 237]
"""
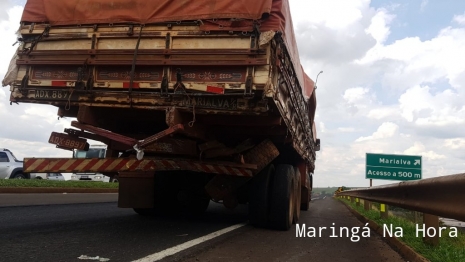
[249, 165, 274, 227]
[269, 164, 295, 230]
[12, 172, 26, 179]
[301, 173, 311, 211]
[293, 167, 301, 224]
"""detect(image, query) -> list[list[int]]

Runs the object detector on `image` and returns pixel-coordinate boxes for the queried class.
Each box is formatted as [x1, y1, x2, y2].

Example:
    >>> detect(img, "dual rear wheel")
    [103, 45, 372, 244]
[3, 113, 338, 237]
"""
[249, 164, 305, 230]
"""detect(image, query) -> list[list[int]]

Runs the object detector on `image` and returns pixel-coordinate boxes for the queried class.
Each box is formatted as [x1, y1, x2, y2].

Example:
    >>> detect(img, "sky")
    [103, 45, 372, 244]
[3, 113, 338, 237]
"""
[0, 0, 464, 187]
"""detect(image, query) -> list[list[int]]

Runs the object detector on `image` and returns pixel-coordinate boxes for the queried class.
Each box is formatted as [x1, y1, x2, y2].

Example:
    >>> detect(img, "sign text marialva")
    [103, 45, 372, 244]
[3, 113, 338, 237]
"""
[366, 153, 422, 181]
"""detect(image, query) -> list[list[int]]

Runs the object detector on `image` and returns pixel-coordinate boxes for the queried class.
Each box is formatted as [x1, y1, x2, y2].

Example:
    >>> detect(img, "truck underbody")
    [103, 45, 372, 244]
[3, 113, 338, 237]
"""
[9, 1, 319, 230]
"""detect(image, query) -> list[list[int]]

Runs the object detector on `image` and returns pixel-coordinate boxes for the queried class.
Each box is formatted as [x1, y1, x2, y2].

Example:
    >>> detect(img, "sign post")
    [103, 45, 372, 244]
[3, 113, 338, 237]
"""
[366, 153, 422, 181]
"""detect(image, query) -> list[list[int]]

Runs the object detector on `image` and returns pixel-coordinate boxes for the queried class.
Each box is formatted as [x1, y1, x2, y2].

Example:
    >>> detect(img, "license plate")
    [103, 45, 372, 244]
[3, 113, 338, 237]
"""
[80, 176, 88, 179]
[48, 132, 88, 150]
[29, 89, 75, 100]
[179, 96, 238, 110]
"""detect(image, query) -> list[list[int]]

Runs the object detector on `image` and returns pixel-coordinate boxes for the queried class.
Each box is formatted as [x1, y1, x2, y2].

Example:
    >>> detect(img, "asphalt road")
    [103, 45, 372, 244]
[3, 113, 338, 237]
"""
[1, 195, 405, 262]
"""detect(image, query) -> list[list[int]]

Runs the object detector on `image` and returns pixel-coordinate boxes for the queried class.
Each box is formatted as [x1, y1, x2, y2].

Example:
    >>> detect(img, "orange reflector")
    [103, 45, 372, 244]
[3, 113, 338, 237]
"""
[123, 82, 140, 88]
[51, 81, 68, 87]
[206, 86, 225, 94]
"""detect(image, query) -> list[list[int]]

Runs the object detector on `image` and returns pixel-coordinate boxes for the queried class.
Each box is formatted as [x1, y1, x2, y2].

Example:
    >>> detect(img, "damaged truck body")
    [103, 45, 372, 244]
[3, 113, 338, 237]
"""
[4, 0, 320, 230]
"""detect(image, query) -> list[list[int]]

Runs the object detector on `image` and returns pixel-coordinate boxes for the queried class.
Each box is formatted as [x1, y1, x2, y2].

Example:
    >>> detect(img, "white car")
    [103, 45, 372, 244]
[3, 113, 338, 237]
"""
[71, 173, 106, 182]
[47, 173, 65, 180]
[31, 173, 65, 180]
[0, 148, 27, 179]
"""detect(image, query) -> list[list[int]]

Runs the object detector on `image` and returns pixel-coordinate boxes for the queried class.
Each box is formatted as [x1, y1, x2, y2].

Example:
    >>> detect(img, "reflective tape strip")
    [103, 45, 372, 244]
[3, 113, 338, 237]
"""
[51, 159, 68, 170]
[24, 158, 253, 176]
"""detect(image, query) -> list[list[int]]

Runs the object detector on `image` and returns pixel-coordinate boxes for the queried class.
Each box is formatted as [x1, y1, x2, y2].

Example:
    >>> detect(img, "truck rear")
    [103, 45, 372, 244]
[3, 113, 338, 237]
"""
[4, 0, 320, 230]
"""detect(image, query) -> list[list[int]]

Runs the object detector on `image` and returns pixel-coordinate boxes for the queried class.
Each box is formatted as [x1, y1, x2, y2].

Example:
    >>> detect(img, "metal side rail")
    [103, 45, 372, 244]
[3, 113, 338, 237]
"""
[336, 173, 465, 221]
[24, 157, 257, 177]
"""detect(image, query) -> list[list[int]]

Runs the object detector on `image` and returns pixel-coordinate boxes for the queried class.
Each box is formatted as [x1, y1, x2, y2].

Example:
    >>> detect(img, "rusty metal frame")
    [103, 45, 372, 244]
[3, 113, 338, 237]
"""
[137, 124, 184, 148]
[11, 87, 269, 113]
[64, 128, 111, 145]
[271, 36, 316, 170]
[20, 48, 266, 56]
[17, 47, 267, 66]
[71, 121, 184, 150]
[16, 58, 268, 66]
[337, 173, 465, 222]
[71, 121, 137, 146]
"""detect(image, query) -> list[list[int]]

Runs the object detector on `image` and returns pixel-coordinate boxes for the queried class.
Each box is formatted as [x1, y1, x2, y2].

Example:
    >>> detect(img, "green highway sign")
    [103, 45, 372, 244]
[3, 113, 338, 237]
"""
[366, 153, 422, 181]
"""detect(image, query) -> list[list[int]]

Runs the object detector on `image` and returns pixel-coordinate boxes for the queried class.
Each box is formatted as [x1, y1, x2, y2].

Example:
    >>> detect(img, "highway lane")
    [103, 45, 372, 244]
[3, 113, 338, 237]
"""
[166, 197, 405, 262]
[1, 196, 405, 262]
[1, 200, 248, 262]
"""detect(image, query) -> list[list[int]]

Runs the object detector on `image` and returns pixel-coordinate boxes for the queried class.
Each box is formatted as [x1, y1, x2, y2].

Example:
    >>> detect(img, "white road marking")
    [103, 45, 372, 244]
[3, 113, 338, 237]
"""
[78, 255, 110, 261]
[133, 222, 247, 262]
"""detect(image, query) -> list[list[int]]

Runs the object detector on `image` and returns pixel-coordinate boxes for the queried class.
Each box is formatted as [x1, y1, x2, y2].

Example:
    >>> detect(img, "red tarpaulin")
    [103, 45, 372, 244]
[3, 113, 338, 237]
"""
[21, 0, 273, 25]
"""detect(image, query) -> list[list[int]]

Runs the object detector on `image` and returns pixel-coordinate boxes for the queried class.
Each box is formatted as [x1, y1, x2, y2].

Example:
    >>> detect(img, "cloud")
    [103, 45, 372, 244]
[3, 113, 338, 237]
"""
[404, 142, 446, 160]
[356, 27, 465, 92]
[343, 87, 369, 104]
[398, 85, 465, 127]
[365, 9, 395, 44]
[367, 107, 399, 120]
[290, 0, 369, 31]
[453, 13, 465, 25]
[444, 138, 465, 150]
[0, 6, 23, 75]
[0, 0, 14, 21]
[337, 127, 356, 133]
[355, 122, 399, 142]
[420, 0, 429, 12]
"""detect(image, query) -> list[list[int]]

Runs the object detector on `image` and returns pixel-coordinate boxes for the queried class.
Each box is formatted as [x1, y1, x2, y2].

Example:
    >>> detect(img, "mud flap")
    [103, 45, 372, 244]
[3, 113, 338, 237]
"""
[118, 172, 155, 208]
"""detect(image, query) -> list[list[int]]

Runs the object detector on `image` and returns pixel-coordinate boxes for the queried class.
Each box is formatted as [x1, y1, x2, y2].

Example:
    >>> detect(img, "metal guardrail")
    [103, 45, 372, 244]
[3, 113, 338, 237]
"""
[336, 173, 465, 222]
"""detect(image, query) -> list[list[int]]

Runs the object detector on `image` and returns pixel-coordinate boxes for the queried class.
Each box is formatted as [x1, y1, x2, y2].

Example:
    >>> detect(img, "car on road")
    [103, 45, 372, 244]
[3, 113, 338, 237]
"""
[31, 173, 65, 180]
[0, 148, 27, 179]
[71, 145, 109, 182]
[70, 173, 107, 182]
[46, 173, 65, 180]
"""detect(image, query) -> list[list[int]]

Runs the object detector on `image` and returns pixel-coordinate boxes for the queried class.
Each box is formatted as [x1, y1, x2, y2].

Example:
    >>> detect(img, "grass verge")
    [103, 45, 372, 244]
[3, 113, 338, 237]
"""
[0, 179, 118, 189]
[340, 198, 465, 262]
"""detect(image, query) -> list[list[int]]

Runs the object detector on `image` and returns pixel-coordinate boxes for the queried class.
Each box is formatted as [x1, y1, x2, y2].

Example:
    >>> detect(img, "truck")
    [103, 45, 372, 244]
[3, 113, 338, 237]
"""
[3, 0, 320, 230]
[70, 144, 114, 182]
